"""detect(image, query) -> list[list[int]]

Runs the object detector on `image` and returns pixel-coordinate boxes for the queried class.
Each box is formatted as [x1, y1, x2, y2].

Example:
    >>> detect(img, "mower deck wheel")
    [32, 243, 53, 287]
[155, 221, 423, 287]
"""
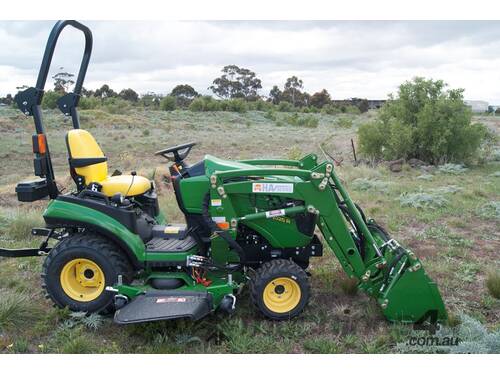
[250, 259, 310, 320]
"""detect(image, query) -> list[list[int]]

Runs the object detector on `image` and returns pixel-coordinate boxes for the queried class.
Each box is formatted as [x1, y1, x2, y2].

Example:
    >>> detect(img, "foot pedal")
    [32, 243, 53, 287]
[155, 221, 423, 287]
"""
[114, 290, 213, 324]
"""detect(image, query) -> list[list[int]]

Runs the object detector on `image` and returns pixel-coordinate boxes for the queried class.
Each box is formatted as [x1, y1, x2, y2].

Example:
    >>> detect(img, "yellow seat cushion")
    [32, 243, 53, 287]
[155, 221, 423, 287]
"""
[100, 175, 151, 197]
[66, 129, 151, 197]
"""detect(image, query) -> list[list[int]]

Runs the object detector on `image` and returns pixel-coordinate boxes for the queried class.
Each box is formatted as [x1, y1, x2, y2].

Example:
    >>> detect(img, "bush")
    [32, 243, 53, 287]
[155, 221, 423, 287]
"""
[277, 101, 294, 112]
[399, 191, 448, 209]
[438, 163, 468, 174]
[102, 97, 131, 114]
[264, 110, 277, 121]
[477, 201, 500, 220]
[188, 96, 222, 112]
[358, 77, 490, 164]
[160, 95, 176, 111]
[79, 96, 100, 110]
[321, 104, 341, 115]
[284, 113, 319, 128]
[336, 117, 353, 129]
[247, 99, 272, 111]
[351, 178, 388, 192]
[223, 98, 247, 113]
[41, 90, 60, 109]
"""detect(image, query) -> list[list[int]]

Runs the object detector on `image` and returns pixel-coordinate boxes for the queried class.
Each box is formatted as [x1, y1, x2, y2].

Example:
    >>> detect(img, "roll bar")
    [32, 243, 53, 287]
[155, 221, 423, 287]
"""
[16, 20, 93, 131]
[14, 20, 93, 199]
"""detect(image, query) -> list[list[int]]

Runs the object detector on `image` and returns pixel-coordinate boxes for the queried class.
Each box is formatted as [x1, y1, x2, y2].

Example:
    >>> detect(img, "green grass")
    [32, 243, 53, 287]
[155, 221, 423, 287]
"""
[0, 291, 41, 331]
[486, 271, 500, 299]
[0, 107, 499, 353]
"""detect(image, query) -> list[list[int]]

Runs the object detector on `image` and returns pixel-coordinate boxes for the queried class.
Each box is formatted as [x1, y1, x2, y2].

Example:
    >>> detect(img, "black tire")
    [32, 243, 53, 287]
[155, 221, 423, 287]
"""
[42, 232, 133, 313]
[250, 259, 310, 320]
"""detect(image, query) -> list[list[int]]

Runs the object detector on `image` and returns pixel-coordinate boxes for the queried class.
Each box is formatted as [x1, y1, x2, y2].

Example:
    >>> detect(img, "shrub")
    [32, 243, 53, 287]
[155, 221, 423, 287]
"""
[358, 77, 490, 164]
[284, 113, 319, 128]
[486, 270, 500, 299]
[160, 95, 176, 111]
[41, 90, 60, 109]
[224, 98, 247, 113]
[344, 105, 361, 114]
[321, 104, 341, 115]
[263, 110, 277, 121]
[188, 96, 221, 112]
[277, 101, 294, 112]
[399, 191, 448, 209]
[102, 97, 131, 114]
[247, 99, 272, 111]
[79, 96, 100, 110]
[351, 178, 388, 192]
[477, 201, 500, 220]
[438, 163, 468, 174]
[336, 117, 353, 129]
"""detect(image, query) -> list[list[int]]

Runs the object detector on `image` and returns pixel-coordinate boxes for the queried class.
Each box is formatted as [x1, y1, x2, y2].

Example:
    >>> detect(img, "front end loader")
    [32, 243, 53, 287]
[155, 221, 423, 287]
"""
[0, 20, 446, 325]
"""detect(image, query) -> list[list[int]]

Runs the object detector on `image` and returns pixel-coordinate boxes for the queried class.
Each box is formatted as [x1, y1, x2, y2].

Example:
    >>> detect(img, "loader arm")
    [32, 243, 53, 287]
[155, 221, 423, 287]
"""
[209, 159, 447, 324]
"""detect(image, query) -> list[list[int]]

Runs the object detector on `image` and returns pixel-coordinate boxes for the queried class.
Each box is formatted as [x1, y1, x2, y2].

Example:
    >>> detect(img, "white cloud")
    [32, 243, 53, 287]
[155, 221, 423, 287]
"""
[1, 21, 500, 103]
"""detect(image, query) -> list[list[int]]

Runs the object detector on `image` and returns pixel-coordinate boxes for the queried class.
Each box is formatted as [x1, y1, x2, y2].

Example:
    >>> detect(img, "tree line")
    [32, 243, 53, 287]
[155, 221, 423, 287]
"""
[0, 65, 369, 114]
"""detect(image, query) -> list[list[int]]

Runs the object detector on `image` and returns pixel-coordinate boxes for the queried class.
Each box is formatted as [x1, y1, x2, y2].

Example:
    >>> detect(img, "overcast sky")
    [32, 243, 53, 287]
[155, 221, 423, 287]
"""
[1, 21, 500, 103]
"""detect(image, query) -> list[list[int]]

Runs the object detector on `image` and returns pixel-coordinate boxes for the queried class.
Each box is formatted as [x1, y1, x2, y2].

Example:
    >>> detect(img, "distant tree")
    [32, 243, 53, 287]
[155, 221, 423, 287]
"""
[119, 88, 139, 102]
[310, 89, 331, 108]
[496, 107, 500, 115]
[94, 84, 117, 101]
[351, 97, 370, 113]
[52, 67, 75, 93]
[268, 85, 282, 105]
[0, 93, 13, 105]
[81, 87, 95, 98]
[170, 84, 199, 107]
[209, 65, 262, 100]
[282, 76, 304, 106]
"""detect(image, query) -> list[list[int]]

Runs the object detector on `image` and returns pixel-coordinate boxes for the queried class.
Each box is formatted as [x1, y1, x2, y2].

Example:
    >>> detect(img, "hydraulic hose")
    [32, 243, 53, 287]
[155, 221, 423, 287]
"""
[201, 194, 246, 266]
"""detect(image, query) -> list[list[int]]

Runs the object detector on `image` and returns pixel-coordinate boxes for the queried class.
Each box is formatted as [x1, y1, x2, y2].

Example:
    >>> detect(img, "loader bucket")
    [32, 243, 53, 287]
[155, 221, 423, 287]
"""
[378, 264, 447, 323]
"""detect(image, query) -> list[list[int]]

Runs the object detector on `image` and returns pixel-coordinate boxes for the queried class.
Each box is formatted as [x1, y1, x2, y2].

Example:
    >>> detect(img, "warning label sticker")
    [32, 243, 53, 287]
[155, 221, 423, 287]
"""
[266, 209, 285, 218]
[211, 216, 226, 223]
[211, 199, 222, 207]
[156, 297, 187, 303]
[252, 183, 293, 194]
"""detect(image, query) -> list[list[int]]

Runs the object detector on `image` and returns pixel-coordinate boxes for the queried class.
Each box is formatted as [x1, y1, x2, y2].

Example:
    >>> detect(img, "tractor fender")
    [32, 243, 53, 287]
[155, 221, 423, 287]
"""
[43, 200, 146, 269]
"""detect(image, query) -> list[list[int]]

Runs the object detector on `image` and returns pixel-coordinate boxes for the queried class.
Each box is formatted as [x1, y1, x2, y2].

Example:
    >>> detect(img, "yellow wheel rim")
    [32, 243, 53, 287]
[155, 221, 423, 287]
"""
[262, 277, 301, 313]
[60, 258, 105, 302]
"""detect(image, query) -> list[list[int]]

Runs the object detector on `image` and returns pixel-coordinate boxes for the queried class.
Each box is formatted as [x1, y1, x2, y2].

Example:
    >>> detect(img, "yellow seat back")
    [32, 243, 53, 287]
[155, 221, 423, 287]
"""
[66, 129, 108, 185]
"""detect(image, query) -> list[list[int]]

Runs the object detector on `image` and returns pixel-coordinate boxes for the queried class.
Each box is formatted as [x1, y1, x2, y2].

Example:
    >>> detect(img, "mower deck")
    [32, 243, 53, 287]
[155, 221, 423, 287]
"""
[114, 290, 213, 324]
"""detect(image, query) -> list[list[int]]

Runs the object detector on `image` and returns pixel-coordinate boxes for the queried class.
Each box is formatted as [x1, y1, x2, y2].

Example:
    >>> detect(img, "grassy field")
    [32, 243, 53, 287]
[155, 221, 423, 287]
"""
[0, 106, 499, 353]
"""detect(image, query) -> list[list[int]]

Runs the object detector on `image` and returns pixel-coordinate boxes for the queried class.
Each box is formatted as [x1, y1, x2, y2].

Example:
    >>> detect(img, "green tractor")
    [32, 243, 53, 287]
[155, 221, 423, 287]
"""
[1, 20, 446, 325]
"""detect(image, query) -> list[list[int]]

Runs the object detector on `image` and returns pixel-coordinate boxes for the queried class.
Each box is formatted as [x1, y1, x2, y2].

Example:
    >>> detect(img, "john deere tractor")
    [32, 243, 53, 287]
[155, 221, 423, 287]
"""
[1, 20, 446, 325]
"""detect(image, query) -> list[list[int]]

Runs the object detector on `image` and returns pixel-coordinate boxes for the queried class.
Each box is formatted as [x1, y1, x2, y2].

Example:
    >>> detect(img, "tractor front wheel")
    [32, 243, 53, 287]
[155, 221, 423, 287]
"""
[42, 232, 133, 313]
[250, 259, 310, 320]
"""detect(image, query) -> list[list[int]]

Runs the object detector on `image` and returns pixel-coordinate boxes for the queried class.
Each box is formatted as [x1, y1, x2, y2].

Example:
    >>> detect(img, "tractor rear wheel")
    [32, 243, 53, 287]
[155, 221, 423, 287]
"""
[250, 259, 310, 320]
[42, 232, 133, 313]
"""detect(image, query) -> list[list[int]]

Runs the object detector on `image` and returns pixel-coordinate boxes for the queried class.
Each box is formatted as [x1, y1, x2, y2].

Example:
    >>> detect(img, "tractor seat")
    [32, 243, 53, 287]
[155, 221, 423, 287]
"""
[66, 129, 151, 197]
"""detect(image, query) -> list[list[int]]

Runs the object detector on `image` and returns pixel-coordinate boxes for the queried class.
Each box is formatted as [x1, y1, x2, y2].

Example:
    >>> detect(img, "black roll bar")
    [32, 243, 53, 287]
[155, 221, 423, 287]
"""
[14, 20, 93, 199]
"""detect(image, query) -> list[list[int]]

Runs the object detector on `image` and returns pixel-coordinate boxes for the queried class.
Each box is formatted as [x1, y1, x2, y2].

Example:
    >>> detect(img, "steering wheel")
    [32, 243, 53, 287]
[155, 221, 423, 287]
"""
[155, 142, 197, 163]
